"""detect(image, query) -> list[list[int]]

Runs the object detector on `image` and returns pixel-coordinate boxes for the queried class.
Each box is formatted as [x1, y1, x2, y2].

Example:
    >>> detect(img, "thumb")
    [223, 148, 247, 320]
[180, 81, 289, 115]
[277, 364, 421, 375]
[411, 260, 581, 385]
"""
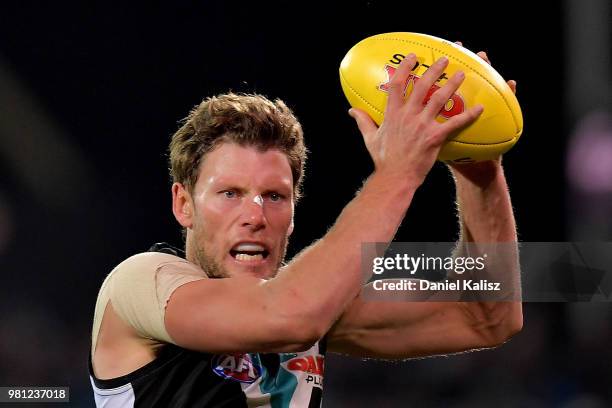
[348, 108, 378, 142]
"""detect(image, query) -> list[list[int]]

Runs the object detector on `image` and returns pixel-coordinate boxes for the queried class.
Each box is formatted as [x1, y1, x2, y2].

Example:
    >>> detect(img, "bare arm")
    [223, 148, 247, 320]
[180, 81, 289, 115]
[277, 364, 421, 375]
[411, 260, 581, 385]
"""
[165, 54, 484, 353]
[447, 158, 523, 334]
[327, 159, 523, 358]
[327, 51, 522, 358]
[445, 50, 523, 336]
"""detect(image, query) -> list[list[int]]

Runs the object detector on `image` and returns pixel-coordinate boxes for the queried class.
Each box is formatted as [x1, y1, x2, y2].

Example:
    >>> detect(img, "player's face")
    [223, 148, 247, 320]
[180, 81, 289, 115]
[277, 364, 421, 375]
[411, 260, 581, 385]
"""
[189, 143, 294, 279]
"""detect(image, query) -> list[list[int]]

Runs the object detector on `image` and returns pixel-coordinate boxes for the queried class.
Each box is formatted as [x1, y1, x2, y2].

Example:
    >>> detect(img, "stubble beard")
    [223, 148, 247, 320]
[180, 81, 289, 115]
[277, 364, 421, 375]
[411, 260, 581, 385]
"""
[192, 234, 290, 280]
[194, 245, 227, 279]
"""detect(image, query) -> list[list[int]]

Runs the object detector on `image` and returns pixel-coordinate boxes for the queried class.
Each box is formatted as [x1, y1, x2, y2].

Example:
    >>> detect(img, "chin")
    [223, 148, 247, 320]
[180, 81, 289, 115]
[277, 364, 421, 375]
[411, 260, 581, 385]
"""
[223, 253, 279, 280]
[234, 265, 277, 280]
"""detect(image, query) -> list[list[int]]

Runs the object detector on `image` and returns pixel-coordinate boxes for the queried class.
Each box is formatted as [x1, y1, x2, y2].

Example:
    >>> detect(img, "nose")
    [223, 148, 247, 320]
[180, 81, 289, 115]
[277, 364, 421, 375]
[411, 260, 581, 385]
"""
[240, 195, 267, 231]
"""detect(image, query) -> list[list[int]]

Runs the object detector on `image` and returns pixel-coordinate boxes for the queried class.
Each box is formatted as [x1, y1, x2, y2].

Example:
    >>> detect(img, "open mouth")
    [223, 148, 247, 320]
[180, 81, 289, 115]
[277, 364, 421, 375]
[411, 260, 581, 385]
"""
[230, 243, 270, 262]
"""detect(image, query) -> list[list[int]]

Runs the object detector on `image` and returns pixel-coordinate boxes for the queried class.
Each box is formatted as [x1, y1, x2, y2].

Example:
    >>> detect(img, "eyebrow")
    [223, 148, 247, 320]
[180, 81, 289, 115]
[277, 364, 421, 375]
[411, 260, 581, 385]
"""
[210, 178, 292, 193]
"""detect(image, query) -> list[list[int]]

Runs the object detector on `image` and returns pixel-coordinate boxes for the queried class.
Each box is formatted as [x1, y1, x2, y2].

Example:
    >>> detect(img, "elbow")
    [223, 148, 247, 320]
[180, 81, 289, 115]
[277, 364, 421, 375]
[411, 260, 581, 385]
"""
[266, 285, 332, 352]
[506, 305, 524, 336]
[493, 312, 522, 346]
[286, 308, 335, 351]
[298, 319, 327, 349]
[267, 296, 327, 352]
[489, 303, 523, 347]
[473, 302, 523, 348]
[272, 317, 324, 352]
[293, 329, 324, 352]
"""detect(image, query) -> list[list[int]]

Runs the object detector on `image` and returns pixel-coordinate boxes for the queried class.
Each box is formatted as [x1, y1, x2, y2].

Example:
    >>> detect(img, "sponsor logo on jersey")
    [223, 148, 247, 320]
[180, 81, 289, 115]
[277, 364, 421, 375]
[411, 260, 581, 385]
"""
[286, 355, 324, 386]
[212, 353, 261, 383]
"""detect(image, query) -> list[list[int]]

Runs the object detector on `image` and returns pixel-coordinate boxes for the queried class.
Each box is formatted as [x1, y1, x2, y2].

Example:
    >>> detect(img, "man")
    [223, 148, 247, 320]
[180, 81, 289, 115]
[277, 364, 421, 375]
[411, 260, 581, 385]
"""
[89, 53, 522, 407]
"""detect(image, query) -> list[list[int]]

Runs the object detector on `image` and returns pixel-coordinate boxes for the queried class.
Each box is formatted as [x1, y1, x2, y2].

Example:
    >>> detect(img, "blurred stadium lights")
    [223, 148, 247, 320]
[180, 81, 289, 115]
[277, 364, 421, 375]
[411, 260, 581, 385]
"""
[565, 0, 611, 118]
[564, 0, 612, 240]
[0, 57, 92, 211]
[564, 7, 612, 408]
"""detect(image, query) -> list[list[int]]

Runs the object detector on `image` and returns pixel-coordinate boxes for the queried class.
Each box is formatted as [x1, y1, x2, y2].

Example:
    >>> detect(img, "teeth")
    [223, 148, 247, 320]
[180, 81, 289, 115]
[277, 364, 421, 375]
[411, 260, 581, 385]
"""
[235, 253, 264, 261]
[233, 243, 265, 251]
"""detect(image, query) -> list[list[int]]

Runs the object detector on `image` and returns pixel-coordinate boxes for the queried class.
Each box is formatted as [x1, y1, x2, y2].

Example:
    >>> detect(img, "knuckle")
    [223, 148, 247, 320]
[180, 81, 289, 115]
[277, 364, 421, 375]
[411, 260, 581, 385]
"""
[413, 81, 430, 95]
[447, 116, 464, 127]
[426, 63, 443, 76]
[389, 77, 404, 91]
[414, 114, 428, 126]
[430, 91, 449, 105]
[429, 128, 446, 141]
[414, 117, 430, 132]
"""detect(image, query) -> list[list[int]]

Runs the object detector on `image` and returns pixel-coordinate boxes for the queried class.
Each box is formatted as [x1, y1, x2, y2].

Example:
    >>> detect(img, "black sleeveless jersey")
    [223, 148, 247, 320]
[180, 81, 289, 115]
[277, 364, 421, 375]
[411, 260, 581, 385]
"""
[89, 244, 326, 407]
[89, 341, 326, 407]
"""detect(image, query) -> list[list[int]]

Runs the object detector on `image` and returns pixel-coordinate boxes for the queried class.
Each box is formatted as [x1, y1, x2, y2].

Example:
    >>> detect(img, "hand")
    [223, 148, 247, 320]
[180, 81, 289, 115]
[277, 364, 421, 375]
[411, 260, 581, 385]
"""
[454, 41, 517, 94]
[349, 53, 484, 187]
[448, 42, 516, 184]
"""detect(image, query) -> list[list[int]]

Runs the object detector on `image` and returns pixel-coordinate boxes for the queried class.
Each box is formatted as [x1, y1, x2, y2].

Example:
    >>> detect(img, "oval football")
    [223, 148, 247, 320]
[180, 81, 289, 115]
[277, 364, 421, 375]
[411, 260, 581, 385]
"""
[339, 32, 523, 162]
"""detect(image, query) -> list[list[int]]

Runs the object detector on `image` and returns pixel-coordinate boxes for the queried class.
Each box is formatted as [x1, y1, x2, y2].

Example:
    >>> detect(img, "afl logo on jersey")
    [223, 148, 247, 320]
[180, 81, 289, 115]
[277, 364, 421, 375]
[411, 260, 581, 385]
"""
[212, 354, 261, 383]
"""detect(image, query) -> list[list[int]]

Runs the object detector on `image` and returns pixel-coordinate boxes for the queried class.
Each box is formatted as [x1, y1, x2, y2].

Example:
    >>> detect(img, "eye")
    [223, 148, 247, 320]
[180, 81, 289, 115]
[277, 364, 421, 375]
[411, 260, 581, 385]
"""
[269, 192, 281, 202]
[222, 190, 238, 199]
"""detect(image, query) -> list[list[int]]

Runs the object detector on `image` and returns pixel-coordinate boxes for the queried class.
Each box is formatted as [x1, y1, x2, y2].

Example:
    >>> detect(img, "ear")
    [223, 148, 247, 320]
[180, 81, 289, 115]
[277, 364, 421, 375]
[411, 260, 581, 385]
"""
[287, 202, 295, 236]
[172, 182, 194, 228]
[288, 218, 295, 236]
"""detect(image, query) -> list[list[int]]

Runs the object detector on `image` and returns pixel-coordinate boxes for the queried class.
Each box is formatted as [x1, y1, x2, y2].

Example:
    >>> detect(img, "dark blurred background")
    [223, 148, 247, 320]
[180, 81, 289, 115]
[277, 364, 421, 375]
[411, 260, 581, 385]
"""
[0, 1, 610, 406]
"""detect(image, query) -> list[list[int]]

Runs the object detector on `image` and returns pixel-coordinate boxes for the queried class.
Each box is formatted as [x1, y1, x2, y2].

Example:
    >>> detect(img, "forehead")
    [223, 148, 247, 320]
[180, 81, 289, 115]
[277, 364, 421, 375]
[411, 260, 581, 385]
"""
[196, 143, 293, 190]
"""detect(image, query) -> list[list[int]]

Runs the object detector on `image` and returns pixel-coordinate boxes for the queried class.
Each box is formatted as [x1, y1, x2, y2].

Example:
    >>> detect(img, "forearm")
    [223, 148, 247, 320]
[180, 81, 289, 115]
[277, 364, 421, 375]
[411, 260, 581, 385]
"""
[449, 160, 522, 337]
[450, 161, 516, 243]
[267, 171, 418, 336]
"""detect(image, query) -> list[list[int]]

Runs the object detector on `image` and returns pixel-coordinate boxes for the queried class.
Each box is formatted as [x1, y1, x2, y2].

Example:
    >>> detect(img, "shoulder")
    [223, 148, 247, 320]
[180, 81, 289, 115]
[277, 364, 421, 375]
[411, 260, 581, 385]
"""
[98, 251, 206, 311]
[96, 252, 206, 343]
[115, 251, 189, 273]
[107, 252, 199, 283]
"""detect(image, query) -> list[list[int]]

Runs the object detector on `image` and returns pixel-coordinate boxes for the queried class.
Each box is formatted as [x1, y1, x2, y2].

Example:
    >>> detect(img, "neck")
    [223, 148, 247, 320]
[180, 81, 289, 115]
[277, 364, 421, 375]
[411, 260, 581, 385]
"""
[184, 232, 197, 264]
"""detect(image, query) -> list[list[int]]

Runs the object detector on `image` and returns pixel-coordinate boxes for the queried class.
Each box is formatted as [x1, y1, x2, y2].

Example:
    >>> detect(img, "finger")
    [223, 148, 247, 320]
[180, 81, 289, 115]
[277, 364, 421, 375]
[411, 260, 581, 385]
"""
[348, 108, 379, 144]
[386, 53, 417, 113]
[507, 80, 517, 94]
[421, 70, 465, 119]
[455, 41, 463, 47]
[437, 105, 484, 137]
[406, 56, 449, 112]
[477, 51, 491, 65]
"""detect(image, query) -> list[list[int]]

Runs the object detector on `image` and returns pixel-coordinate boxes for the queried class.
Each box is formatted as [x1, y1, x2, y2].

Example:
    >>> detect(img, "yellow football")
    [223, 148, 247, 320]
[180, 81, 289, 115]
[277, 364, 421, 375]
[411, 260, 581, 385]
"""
[339, 32, 523, 162]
